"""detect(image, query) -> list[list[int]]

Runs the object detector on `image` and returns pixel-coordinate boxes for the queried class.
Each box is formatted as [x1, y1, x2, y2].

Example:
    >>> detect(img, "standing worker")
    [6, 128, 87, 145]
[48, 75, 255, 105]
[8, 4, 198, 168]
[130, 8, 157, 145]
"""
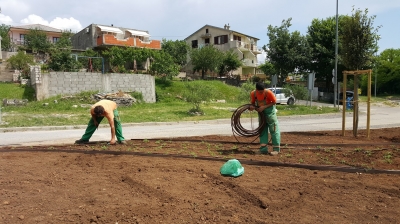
[75, 99, 126, 145]
[249, 82, 280, 155]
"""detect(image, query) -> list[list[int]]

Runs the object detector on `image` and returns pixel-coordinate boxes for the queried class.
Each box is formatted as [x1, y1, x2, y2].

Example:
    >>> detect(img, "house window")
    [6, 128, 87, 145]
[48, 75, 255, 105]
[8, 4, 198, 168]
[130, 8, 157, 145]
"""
[205, 38, 210, 44]
[214, 35, 228, 45]
[192, 40, 198, 48]
[233, 35, 241, 41]
[53, 37, 60, 43]
[206, 29, 208, 33]
[20, 34, 26, 44]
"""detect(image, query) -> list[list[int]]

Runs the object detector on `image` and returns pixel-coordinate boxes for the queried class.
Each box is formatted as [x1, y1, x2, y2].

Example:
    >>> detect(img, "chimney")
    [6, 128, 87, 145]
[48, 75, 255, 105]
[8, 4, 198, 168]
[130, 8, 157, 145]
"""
[224, 24, 227, 29]
[227, 23, 230, 30]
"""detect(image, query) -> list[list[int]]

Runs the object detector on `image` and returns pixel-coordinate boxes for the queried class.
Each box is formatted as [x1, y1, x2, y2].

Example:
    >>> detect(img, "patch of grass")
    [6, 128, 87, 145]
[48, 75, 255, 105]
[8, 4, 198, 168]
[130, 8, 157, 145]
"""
[284, 153, 293, 158]
[0, 83, 36, 101]
[383, 152, 393, 164]
[364, 150, 373, 157]
[0, 80, 339, 128]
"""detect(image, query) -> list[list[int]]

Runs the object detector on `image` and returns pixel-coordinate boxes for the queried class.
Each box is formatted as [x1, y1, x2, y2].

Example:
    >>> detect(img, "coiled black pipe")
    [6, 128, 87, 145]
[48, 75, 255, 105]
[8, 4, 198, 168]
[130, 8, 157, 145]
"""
[231, 104, 266, 137]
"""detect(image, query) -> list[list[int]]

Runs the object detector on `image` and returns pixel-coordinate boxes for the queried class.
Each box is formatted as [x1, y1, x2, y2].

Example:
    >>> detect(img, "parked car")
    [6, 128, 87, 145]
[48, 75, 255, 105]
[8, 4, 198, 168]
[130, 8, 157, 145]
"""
[268, 87, 295, 105]
[337, 91, 354, 105]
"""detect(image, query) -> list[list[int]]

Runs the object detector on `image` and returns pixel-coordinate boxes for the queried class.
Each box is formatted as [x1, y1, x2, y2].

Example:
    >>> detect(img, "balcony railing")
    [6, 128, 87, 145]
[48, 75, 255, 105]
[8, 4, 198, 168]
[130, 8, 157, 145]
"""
[234, 40, 262, 53]
[12, 39, 26, 45]
[242, 58, 258, 67]
[12, 38, 60, 45]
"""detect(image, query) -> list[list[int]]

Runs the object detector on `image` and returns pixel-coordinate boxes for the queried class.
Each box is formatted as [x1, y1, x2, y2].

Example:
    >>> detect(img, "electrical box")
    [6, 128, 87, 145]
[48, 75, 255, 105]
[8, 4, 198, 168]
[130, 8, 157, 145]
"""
[307, 72, 315, 90]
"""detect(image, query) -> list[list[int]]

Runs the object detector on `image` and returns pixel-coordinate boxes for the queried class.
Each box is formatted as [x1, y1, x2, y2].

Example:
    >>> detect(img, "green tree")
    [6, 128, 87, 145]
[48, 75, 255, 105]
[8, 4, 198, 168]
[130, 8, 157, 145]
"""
[340, 8, 379, 70]
[258, 61, 278, 77]
[102, 46, 128, 73]
[263, 18, 311, 85]
[238, 80, 256, 103]
[307, 16, 347, 88]
[282, 84, 308, 102]
[0, 24, 11, 51]
[125, 47, 152, 70]
[24, 28, 51, 53]
[161, 39, 190, 66]
[218, 50, 242, 77]
[6, 51, 35, 78]
[190, 45, 223, 79]
[363, 48, 400, 94]
[54, 31, 73, 48]
[48, 31, 79, 72]
[149, 50, 180, 80]
[182, 81, 217, 114]
[48, 50, 79, 72]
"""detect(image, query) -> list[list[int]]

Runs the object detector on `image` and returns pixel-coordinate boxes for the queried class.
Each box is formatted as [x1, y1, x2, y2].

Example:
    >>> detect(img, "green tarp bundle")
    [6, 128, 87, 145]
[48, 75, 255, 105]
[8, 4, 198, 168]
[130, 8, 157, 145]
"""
[220, 159, 244, 177]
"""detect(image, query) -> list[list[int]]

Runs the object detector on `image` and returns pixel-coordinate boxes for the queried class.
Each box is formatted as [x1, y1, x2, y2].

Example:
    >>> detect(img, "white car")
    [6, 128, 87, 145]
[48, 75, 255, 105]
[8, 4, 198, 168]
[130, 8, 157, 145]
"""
[268, 87, 295, 105]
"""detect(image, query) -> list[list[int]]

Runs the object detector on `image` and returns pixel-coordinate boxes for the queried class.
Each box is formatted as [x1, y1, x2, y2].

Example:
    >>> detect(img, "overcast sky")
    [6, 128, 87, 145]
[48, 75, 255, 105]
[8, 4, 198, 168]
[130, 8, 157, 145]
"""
[0, 0, 399, 61]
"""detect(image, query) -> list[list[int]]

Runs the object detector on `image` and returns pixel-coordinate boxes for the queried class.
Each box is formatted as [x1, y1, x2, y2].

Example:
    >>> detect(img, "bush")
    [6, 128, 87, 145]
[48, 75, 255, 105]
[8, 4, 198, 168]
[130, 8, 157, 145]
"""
[182, 81, 217, 114]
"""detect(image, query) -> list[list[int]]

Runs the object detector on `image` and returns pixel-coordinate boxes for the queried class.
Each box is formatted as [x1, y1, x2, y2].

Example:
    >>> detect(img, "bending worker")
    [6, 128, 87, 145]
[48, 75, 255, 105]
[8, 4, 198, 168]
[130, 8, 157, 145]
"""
[249, 82, 281, 155]
[75, 99, 126, 145]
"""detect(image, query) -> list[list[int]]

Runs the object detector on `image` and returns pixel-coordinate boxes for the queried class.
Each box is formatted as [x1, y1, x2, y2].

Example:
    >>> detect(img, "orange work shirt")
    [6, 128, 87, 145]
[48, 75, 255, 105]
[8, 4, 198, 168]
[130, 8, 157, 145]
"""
[250, 89, 276, 106]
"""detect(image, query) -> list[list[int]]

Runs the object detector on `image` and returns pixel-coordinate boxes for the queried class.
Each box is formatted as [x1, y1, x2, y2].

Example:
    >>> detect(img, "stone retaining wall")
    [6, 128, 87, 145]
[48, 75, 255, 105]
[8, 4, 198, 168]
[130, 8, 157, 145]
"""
[30, 66, 156, 103]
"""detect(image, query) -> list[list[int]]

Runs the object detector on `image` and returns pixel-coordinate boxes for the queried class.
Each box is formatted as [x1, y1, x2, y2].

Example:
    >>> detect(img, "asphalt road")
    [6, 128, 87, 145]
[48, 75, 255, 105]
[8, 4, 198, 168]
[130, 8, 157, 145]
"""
[0, 102, 399, 147]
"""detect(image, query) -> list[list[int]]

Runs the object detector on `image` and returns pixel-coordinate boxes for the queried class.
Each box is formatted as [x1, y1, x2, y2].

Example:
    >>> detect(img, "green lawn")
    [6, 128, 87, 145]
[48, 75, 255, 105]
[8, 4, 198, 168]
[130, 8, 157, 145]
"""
[0, 80, 356, 128]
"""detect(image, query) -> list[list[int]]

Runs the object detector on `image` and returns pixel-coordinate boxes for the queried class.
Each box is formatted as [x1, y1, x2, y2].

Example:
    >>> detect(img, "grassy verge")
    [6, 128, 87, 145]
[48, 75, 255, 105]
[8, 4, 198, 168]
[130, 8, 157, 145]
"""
[0, 80, 350, 128]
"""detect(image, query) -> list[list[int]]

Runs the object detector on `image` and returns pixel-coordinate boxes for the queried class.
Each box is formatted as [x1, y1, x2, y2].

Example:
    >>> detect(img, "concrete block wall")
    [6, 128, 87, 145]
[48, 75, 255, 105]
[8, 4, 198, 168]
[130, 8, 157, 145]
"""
[32, 68, 155, 103]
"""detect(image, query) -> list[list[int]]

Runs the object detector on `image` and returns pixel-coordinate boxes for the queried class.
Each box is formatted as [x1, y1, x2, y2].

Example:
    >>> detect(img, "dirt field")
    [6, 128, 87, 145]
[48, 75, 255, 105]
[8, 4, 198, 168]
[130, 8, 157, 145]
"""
[1, 127, 400, 224]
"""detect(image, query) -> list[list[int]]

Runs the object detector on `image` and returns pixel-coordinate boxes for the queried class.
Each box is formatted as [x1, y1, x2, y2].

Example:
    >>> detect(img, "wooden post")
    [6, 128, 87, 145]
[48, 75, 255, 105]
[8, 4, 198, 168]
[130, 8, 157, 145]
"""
[341, 70, 372, 138]
[342, 73, 347, 136]
[367, 70, 371, 138]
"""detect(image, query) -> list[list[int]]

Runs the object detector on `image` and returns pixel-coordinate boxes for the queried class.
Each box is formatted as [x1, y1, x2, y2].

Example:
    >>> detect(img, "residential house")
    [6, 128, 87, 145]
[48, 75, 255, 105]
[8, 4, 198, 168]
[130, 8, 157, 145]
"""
[184, 24, 262, 79]
[71, 24, 161, 51]
[8, 24, 63, 52]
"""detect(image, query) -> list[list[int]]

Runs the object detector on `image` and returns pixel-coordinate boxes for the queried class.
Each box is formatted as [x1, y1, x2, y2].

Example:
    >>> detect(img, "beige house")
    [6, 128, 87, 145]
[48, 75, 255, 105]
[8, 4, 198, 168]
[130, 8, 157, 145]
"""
[184, 24, 262, 79]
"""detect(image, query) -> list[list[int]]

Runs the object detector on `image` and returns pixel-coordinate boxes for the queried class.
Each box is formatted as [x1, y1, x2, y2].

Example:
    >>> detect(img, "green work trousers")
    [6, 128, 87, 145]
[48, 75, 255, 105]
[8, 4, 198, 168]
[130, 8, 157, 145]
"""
[259, 106, 280, 152]
[81, 109, 125, 142]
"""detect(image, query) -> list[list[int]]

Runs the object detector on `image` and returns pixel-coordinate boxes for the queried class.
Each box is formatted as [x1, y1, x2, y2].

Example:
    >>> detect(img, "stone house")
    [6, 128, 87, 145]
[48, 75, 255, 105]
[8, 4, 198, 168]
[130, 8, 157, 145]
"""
[184, 24, 262, 80]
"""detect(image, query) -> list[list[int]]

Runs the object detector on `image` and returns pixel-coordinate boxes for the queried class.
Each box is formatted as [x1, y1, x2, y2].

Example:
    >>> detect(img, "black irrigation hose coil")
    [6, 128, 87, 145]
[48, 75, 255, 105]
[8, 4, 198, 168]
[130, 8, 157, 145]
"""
[231, 104, 266, 138]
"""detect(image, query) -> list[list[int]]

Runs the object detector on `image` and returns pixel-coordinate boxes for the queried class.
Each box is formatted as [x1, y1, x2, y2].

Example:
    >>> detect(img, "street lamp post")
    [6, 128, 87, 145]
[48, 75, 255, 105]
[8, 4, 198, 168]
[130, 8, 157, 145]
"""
[334, 0, 339, 107]
[374, 36, 380, 97]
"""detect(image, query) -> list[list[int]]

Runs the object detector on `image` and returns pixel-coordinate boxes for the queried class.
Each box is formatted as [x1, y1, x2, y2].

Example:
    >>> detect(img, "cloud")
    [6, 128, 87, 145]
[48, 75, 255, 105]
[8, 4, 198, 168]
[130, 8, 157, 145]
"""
[0, 14, 13, 24]
[20, 14, 82, 32]
[48, 17, 83, 32]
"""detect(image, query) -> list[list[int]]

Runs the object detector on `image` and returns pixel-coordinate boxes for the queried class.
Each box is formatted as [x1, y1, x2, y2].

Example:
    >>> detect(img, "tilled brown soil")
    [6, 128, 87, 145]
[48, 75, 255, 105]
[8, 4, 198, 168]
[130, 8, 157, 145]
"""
[1, 127, 400, 223]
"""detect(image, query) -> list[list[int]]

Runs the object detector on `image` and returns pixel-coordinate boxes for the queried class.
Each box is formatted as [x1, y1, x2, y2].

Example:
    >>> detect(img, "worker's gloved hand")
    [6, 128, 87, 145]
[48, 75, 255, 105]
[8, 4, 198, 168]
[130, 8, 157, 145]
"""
[249, 105, 256, 111]
[256, 106, 265, 112]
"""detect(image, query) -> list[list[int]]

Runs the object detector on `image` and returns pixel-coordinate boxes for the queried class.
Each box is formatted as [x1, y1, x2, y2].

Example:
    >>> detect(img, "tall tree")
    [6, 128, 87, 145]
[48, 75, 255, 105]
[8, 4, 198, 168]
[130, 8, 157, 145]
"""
[263, 18, 310, 85]
[0, 24, 11, 51]
[24, 28, 51, 53]
[161, 39, 190, 66]
[190, 45, 223, 79]
[372, 48, 400, 94]
[340, 8, 379, 70]
[258, 61, 278, 78]
[54, 31, 73, 48]
[48, 31, 79, 72]
[218, 50, 242, 77]
[149, 50, 180, 80]
[307, 16, 347, 88]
